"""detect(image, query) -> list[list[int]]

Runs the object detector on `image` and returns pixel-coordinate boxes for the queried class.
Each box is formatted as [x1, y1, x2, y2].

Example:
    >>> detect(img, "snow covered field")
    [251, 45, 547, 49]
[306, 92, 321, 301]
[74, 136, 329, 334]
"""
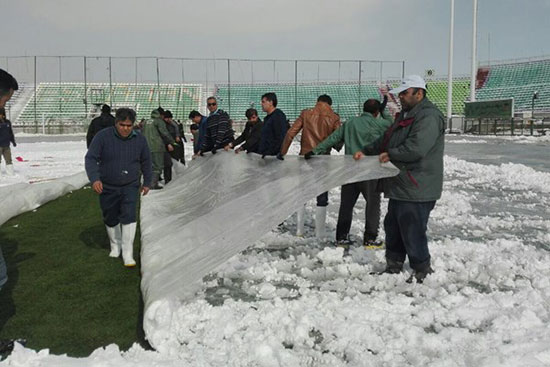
[1, 135, 550, 366]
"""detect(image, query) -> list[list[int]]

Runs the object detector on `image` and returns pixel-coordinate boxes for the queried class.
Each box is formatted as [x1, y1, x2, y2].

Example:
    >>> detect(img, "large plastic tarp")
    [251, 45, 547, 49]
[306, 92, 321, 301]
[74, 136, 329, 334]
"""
[0, 172, 89, 227]
[140, 152, 399, 348]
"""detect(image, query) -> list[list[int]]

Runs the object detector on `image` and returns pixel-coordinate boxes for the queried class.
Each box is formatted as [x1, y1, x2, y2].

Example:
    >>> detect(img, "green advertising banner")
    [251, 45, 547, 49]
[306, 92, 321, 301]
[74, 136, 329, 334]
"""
[464, 98, 514, 119]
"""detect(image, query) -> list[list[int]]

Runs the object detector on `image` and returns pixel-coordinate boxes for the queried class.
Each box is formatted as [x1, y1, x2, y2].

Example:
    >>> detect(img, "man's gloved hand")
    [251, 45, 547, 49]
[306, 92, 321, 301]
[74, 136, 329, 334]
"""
[261, 154, 266, 159]
[304, 151, 314, 160]
[380, 95, 388, 113]
[211, 148, 217, 155]
[276, 153, 284, 161]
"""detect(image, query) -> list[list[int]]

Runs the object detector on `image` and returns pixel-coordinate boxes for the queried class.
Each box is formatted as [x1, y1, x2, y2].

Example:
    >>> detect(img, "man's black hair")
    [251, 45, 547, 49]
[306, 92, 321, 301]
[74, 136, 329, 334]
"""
[412, 88, 426, 98]
[115, 108, 136, 123]
[261, 92, 278, 107]
[245, 108, 258, 119]
[164, 110, 173, 118]
[188, 110, 203, 119]
[0, 107, 5, 116]
[190, 123, 199, 131]
[0, 69, 18, 96]
[317, 94, 332, 106]
[101, 104, 111, 114]
[363, 99, 381, 114]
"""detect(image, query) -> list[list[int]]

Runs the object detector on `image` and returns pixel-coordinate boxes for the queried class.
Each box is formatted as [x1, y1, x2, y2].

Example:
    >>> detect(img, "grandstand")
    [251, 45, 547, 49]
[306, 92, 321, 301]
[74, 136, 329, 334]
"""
[475, 58, 550, 112]
[15, 83, 202, 124]
[6, 56, 550, 131]
[215, 82, 381, 121]
[426, 78, 470, 116]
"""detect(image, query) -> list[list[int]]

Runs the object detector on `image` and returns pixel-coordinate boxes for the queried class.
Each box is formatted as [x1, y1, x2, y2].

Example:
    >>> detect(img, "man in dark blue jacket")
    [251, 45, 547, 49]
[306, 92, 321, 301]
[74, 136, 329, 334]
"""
[85, 108, 152, 267]
[0, 68, 18, 294]
[259, 92, 288, 157]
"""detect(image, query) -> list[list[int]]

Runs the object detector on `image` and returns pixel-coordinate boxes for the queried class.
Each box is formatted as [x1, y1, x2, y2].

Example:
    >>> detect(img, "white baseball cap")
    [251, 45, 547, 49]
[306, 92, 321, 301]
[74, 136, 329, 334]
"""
[389, 75, 426, 95]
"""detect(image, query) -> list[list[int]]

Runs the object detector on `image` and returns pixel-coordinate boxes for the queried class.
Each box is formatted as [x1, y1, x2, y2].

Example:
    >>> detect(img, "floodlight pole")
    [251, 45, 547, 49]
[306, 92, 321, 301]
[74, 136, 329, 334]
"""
[446, 0, 455, 129]
[84, 57, 88, 118]
[156, 58, 161, 107]
[470, 0, 478, 102]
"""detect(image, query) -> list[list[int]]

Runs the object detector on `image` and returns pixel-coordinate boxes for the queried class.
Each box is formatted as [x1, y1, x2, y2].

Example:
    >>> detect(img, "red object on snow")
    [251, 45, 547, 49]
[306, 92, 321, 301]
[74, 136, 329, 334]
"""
[15, 156, 27, 162]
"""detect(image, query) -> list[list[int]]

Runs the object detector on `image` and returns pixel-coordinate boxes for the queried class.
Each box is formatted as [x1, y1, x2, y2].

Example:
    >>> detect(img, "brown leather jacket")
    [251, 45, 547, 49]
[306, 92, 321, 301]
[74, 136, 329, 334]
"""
[280, 102, 341, 155]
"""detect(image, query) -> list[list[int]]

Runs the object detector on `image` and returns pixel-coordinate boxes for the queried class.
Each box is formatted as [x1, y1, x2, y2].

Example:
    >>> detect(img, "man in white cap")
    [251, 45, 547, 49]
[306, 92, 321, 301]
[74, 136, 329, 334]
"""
[354, 75, 445, 283]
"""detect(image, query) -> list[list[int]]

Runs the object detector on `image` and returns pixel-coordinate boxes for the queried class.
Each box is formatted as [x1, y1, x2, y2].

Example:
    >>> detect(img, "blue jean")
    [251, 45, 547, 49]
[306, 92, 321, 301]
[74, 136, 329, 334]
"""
[384, 199, 435, 271]
[0, 245, 7, 291]
[99, 183, 140, 227]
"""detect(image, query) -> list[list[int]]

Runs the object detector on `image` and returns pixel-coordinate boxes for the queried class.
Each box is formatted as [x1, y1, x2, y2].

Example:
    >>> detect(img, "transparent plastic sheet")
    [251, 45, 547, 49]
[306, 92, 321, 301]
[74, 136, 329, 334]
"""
[0, 172, 89, 227]
[140, 152, 398, 349]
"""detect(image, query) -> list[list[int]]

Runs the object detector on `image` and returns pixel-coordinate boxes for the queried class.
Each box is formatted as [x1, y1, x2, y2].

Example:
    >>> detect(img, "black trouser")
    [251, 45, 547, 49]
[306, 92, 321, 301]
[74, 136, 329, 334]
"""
[384, 199, 435, 271]
[99, 183, 139, 226]
[335, 180, 380, 242]
[316, 192, 328, 207]
[163, 152, 173, 184]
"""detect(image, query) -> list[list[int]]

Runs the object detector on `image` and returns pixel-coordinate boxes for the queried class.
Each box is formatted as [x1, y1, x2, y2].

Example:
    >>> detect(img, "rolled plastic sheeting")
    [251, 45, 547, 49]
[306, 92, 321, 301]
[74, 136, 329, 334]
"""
[140, 152, 399, 349]
[0, 172, 89, 227]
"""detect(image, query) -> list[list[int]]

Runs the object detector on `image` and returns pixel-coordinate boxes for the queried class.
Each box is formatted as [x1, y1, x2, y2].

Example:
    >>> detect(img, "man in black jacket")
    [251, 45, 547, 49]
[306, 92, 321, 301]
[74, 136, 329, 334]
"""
[199, 96, 233, 155]
[258, 92, 287, 157]
[86, 104, 115, 148]
[224, 108, 263, 154]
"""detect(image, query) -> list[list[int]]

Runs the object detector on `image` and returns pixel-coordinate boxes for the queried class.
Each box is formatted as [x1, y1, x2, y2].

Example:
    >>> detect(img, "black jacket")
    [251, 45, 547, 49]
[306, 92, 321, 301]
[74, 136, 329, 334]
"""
[259, 109, 288, 156]
[233, 119, 263, 153]
[201, 109, 234, 152]
[87, 113, 115, 148]
[0, 119, 15, 148]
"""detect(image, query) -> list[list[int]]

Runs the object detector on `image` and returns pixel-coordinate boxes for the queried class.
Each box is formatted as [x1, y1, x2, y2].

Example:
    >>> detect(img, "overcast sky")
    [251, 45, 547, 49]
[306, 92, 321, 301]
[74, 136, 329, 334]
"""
[1, 0, 549, 82]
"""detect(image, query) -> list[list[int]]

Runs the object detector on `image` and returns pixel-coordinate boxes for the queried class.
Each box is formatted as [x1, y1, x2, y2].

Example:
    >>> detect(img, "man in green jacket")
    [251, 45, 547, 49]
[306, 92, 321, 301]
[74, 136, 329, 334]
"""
[142, 109, 175, 189]
[354, 75, 445, 283]
[309, 98, 392, 248]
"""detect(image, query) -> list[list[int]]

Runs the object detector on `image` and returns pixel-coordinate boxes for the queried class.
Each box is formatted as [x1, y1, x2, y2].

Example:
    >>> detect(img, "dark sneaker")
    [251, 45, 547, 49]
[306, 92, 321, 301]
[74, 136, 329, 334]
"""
[406, 266, 434, 284]
[364, 239, 384, 249]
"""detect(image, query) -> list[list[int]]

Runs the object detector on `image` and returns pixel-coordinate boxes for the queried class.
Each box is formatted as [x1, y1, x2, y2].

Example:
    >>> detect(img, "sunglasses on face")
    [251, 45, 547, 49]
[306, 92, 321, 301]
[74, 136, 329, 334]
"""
[207, 102, 217, 106]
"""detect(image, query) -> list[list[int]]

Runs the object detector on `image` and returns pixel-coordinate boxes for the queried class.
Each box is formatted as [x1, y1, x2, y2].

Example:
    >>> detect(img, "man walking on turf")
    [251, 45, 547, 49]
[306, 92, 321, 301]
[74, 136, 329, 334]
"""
[280, 94, 341, 240]
[0, 69, 18, 292]
[85, 108, 153, 267]
[309, 97, 391, 248]
[354, 75, 445, 283]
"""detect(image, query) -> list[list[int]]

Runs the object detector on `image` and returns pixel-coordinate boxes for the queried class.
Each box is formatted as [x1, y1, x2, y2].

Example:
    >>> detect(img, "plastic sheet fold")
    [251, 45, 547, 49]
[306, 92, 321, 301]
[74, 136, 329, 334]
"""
[140, 152, 398, 348]
[0, 172, 89, 227]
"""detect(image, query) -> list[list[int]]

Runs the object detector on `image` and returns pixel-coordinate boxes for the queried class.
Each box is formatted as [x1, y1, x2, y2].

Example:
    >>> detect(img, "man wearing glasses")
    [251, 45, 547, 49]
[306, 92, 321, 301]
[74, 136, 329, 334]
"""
[354, 75, 445, 283]
[85, 108, 153, 268]
[198, 96, 233, 155]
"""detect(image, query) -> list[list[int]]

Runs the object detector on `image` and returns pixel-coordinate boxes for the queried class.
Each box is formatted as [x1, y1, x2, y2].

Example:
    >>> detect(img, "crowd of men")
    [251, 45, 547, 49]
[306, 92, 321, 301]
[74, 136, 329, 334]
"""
[1, 67, 445, 305]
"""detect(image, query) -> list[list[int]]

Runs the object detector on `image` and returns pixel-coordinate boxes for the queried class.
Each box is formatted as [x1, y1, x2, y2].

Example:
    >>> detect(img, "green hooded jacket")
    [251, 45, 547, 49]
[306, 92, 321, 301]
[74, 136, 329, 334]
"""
[142, 110, 175, 153]
[362, 98, 445, 202]
[313, 110, 393, 155]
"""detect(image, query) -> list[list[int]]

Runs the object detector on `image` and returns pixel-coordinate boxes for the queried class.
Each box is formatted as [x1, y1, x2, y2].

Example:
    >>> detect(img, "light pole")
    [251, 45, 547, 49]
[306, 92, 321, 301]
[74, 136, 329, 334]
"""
[531, 91, 539, 135]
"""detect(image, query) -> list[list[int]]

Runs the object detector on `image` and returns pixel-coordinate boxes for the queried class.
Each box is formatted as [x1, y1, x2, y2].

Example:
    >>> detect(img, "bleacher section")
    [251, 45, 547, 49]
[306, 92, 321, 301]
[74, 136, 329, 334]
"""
[215, 82, 381, 121]
[426, 78, 470, 116]
[476, 59, 550, 112]
[16, 83, 202, 123]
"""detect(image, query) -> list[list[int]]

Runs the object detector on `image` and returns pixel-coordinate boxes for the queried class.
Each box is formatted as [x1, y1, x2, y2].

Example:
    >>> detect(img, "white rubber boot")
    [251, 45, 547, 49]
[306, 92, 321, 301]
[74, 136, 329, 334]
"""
[296, 205, 306, 237]
[315, 206, 327, 241]
[105, 224, 122, 258]
[5, 164, 14, 176]
[121, 222, 137, 267]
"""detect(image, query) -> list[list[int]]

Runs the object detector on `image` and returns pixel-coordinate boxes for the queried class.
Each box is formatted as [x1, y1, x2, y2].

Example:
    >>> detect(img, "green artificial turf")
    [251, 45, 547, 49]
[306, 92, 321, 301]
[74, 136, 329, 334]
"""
[0, 186, 149, 357]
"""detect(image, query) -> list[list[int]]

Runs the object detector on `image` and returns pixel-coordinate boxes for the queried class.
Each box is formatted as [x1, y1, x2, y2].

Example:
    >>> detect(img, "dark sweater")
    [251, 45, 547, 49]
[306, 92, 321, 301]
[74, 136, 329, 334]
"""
[201, 110, 234, 152]
[85, 127, 153, 187]
[233, 119, 263, 153]
[0, 119, 15, 148]
[86, 113, 115, 148]
[259, 109, 288, 156]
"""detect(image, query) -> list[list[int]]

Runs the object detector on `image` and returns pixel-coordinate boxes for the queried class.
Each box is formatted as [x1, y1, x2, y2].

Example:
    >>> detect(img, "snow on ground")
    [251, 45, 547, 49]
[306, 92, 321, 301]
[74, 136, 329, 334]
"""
[1, 135, 550, 366]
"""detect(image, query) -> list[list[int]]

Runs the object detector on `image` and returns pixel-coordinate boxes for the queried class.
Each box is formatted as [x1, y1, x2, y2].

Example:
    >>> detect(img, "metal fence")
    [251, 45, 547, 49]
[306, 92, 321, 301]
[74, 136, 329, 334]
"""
[1, 56, 404, 132]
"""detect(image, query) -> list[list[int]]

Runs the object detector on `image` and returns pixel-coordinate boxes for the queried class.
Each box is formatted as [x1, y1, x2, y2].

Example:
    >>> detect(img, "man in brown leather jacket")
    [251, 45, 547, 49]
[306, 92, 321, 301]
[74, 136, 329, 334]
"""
[280, 94, 341, 240]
